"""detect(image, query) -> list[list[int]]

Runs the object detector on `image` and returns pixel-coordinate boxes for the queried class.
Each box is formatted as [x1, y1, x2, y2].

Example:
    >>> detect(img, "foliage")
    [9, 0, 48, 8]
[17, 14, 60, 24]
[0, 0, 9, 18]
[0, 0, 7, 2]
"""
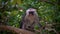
[0, 0, 59, 34]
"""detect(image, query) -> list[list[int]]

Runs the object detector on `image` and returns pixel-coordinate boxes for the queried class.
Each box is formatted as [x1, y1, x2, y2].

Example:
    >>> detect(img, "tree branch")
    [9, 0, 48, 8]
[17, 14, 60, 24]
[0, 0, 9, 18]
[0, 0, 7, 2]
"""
[0, 25, 36, 34]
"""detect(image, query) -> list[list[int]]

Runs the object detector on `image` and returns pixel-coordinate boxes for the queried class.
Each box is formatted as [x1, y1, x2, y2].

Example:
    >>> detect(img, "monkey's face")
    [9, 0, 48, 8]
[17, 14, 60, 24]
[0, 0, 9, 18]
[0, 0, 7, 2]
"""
[26, 8, 37, 16]
[29, 11, 34, 16]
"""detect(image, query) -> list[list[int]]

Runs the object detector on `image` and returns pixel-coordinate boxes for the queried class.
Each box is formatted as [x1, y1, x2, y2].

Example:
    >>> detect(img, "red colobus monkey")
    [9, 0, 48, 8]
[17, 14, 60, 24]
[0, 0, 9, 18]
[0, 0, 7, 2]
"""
[20, 8, 42, 32]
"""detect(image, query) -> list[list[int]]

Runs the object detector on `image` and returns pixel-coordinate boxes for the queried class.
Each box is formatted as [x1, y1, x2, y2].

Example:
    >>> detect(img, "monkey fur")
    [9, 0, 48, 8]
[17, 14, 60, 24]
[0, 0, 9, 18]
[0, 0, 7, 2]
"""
[20, 8, 42, 32]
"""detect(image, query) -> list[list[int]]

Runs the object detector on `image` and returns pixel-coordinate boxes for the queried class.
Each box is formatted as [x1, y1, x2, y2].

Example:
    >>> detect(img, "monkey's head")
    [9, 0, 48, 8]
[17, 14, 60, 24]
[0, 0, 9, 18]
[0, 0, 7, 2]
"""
[26, 8, 38, 16]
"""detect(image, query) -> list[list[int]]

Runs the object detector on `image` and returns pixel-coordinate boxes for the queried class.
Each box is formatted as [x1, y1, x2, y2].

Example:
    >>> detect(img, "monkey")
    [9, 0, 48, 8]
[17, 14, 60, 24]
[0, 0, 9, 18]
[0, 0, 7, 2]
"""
[20, 8, 42, 32]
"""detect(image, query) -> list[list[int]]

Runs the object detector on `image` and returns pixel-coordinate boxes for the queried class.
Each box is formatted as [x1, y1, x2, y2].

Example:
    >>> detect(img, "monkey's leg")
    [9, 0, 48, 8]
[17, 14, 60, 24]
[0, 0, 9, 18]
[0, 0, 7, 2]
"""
[22, 24, 27, 30]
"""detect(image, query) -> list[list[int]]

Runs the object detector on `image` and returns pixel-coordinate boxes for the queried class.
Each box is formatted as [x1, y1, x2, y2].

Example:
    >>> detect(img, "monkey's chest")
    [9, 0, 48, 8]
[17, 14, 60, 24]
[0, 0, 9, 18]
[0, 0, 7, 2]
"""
[25, 17, 35, 30]
[24, 16, 36, 30]
[27, 16, 35, 24]
[24, 16, 36, 27]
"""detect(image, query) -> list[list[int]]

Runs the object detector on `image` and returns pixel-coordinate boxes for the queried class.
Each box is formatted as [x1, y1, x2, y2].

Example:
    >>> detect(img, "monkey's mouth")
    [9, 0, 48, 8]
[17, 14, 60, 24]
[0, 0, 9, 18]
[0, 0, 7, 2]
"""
[29, 11, 34, 15]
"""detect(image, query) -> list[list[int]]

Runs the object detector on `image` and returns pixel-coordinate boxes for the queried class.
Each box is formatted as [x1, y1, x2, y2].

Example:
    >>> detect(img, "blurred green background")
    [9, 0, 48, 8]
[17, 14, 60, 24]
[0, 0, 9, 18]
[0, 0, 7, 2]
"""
[0, 0, 60, 34]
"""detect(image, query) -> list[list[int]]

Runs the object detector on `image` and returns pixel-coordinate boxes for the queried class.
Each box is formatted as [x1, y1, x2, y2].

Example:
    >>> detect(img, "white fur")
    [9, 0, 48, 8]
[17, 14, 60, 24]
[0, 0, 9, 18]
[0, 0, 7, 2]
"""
[26, 8, 38, 16]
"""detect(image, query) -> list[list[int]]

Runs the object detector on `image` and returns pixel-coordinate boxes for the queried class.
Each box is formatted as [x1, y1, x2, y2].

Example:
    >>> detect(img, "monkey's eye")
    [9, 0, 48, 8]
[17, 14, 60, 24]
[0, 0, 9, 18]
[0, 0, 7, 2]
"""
[29, 11, 34, 15]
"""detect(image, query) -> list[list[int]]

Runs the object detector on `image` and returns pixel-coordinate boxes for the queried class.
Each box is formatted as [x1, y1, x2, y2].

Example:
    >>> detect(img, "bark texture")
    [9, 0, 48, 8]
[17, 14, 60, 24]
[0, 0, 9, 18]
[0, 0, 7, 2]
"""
[0, 25, 36, 34]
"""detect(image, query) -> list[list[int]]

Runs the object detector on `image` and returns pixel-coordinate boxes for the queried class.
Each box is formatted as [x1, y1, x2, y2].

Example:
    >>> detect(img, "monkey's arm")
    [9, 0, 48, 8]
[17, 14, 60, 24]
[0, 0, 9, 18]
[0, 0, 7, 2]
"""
[19, 21, 23, 29]
[19, 14, 26, 29]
